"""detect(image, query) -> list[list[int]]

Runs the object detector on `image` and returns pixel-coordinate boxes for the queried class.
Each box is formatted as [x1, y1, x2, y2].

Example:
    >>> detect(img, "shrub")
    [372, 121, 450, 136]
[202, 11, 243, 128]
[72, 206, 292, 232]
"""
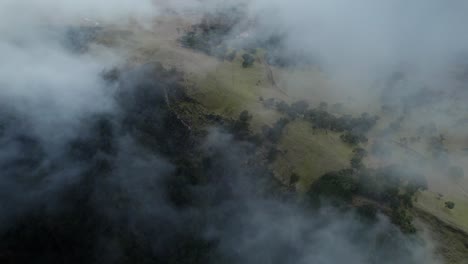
[308, 170, 357, 202]
[225, 50, 237, 61]
[340, 132, 367, 145]
[445, 201, 455, 209]
[391, 209, 416, 233]
[242, 53, 255, 68]
[290, 100, 309, 115]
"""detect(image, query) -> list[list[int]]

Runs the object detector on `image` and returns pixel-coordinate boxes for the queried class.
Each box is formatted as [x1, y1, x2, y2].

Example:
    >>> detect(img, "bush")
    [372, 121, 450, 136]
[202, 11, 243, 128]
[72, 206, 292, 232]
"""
[239, 110, 252, 123]
[445, 201, 455, 209]
[357, 204, 378, 221]
[231, 110, 252, 139]
[262, 118, 290, 143]
[353, 147, 367, 159]
[266, 148, 279, 162]
[225, 50, 237, 61]
[319, 102, 328, 111]
[407, 173, 428, 194]
[290, 173, 300, 185]
[391, 209, 416, 233]
[340, 132, 367, 145]
[350, 156, 363, 169]
[291, 100, 309, 115]
[308, 170, 357, 202]
[242, 53, 255, 68]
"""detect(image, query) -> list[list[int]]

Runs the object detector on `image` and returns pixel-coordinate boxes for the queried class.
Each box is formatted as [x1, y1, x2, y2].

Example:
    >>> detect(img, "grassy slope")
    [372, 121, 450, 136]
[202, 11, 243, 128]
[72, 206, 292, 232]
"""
[415, 191, 468, 234]
[186, 55, 354, 188]
[99, 19, 467, 250]
[187, 56, 265, 117]
[274, 121, 353, 192]
[413, 207, 468, 264]
[99, 19, 355, 192]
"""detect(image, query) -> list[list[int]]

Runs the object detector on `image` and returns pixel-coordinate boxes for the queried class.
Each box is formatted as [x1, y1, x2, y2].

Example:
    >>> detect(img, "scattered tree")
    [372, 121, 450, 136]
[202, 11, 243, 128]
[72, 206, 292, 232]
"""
[357, 204, 378, 221]
[239, 110, 252, 123]
[319, 101, 328, 111]
[353, 147, 368, 159]
[445, 201, 455, 209]
[291, 100, 309, 115]
[225, 50, 237, 61]
[391, 208, 416, 233]
[331, 103, 343, 113]
[231, 110, 253, 139]
[290, 173, 300, 185]
[242, 53, 255, 68]
[350, 156, 363, 169]
[340, 132, 367, 145]
[262, 118, 290, 143]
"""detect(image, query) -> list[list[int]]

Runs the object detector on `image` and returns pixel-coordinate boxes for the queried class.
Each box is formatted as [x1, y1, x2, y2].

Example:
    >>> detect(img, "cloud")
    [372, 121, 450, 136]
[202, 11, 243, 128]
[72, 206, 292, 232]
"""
[0, 1, 450, 263]
[248, 0, 468, 76]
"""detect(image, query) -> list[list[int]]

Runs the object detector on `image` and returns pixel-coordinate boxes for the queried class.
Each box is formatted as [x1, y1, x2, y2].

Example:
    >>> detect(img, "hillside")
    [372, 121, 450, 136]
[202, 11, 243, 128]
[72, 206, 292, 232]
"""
[96, 16, 468, 262]
[2, 3, 468, 263]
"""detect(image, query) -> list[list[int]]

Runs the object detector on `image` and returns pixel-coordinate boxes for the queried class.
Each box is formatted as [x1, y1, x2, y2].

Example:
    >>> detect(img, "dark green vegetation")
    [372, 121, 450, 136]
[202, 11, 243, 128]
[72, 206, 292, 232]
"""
[179, 11, 314, 69]
[241, 53, 255, 68]
[0, 61, 436, 263]
[308, 163, 428, 233]
[205, 96, 423, 234]
[258, 34, 316, 68]
[174, 13, 468, 262]
[179, 8, 244, 60]
[0, 64, 201, 263]
[263, 98, 378, 145]
[6, 15, 468, 263]
[0, 63, 288, 264]
[445, 201, 455, 209]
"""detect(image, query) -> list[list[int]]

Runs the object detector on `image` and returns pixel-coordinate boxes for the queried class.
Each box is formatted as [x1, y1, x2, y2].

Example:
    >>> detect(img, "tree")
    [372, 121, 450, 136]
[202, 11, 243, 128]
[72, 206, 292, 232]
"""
[319, 101, 328, 111]
[350, 156, 363, 169]
[239, 110, 252, 123]
[353, 147, 368, 159]
[399, 193, 413, 208]
[340, 132, 367, 145]
[445, 201, 455, 209]
[407, 173, 428, 194]
[262, 118, 290, 143]
[275, 100, 289, 113]
[291, 100, 309, 115]
[290, 173, 300, 185]
[391, 208, 416, 233]
[267, 147, 279, 162]
[232, 110, 252, 139]
[242, 53, 255, 68]
[225, 50, 237, 61]
[308, 170, 357, 202]
[357, 204, 377, 221]
[331, 103, 343, 113]
[429, 135, 447, 158]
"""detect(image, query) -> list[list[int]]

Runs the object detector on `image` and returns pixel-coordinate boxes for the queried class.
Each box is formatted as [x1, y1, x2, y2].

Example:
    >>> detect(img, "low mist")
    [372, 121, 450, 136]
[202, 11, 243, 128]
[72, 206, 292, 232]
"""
[0, 0, 463, 263]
